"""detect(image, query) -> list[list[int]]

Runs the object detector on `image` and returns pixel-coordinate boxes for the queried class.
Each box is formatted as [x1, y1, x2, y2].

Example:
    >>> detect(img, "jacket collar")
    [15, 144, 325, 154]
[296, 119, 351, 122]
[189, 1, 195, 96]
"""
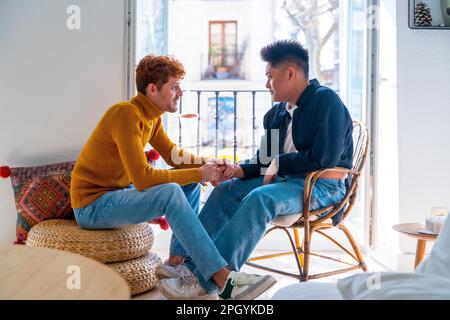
[130, 92, 164, 122]
[296, 78, 320, 107]
[279, 79, 320, 118]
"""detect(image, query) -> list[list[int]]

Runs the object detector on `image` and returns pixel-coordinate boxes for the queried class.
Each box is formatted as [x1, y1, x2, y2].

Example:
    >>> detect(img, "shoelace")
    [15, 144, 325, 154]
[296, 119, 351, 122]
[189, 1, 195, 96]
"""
[177, 273, 198, 289]
[230, 273, 259, 286]
[175, 265, 192, 277]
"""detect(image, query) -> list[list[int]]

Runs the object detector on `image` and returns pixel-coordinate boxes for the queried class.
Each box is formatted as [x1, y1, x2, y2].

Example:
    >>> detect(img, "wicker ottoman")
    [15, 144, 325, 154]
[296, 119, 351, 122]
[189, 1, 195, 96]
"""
[27, 219, 161, 295]
[27, 219, 153, 263]
[108, 252, 162, 295]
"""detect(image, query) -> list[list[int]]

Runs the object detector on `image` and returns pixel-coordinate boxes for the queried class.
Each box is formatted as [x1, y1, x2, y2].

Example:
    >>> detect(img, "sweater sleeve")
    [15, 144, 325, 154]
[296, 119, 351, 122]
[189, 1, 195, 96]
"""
[276, 91, 349, 176]
[149, 117, 206, 169]
[112, 109, 202, 191]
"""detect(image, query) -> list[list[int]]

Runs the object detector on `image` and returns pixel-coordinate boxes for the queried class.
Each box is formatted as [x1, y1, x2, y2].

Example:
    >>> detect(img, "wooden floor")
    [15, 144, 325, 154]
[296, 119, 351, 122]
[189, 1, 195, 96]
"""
[132, 249, 388, 300]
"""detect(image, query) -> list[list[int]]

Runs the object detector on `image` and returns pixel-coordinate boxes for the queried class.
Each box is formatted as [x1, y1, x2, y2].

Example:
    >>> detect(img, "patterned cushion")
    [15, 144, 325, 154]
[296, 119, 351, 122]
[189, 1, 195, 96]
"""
[9, 161, 75, 243]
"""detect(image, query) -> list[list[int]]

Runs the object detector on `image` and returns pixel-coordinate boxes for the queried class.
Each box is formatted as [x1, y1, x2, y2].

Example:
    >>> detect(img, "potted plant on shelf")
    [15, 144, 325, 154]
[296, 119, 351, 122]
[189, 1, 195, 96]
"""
[215, 47, 233, 79]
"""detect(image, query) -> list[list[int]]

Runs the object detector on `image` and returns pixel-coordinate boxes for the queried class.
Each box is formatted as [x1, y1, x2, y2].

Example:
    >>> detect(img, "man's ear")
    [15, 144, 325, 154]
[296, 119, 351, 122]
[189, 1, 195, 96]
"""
[146, 83, 158, 96]
[287, 66, 297, 82]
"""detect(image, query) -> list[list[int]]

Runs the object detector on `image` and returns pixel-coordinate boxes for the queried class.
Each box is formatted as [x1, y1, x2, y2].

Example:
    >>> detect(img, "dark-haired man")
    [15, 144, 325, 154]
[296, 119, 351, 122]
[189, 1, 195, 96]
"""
[159, 40, 353, 299]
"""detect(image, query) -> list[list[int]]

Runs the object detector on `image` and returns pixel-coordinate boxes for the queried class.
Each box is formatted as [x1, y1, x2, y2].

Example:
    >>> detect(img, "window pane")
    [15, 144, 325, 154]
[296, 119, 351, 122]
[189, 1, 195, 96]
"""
[136, 0, 166, 60]
[210, 34, 222, 46]
[224, 22, 236, 34]
[225, 35, 236, 47]
[210, 23, 222, 34]
[274, 0, 340, 90]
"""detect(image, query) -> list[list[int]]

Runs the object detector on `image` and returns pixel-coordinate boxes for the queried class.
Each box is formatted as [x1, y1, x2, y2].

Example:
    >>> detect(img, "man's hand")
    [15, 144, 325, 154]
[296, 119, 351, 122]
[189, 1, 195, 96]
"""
[199, 163, 222, 183]
[263, 159, 278, 185]
[210, 164, 244, 187]
[206, 159, 238, 184]
[263, 173, 277, 185]
[205, 158, 227, 165]
[205, 158, 245, 186]
[233, 165, 244, 179]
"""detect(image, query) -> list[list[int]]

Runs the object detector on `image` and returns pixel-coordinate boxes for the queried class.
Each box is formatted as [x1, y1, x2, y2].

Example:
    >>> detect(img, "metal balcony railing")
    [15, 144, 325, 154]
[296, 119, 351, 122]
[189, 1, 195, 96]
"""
[177, 90, 273, 163]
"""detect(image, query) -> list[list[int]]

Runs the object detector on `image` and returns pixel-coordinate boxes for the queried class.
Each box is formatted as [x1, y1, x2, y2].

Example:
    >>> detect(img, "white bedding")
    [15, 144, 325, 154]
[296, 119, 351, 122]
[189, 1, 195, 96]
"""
[271, 216, 450, 300]
[271, 282, 342, 300]
[337, 272, 450, 300]
[271, 271, 450, 300]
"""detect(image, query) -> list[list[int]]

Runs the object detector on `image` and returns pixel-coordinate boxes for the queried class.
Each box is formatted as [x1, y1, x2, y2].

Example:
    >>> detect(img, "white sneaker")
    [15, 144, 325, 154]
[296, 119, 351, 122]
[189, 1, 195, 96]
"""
[158, 272, 218, 300]
[156, 261, 191, 279]
[218, 271, 277, 300]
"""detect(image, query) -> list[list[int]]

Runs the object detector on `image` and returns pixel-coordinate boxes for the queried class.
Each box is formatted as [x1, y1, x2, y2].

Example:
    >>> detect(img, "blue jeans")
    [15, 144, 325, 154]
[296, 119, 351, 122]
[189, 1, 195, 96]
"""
[73, 183, 228, 282]
[177, 176, 346, 293]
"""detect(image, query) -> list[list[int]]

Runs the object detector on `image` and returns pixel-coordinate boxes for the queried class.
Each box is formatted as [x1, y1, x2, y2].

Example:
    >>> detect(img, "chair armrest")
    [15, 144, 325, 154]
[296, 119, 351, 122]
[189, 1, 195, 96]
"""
[302, 167, 359, 220]
[309, 167, 359, 180]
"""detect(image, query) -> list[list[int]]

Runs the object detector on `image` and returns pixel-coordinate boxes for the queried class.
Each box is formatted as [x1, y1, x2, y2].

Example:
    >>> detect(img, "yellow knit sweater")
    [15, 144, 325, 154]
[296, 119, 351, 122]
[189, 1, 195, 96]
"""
[70, 93, 205, 209]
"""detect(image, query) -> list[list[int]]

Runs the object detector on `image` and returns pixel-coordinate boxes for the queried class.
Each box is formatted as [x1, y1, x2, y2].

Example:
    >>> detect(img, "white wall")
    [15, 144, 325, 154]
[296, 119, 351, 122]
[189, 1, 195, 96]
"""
[395, 0, 450, 270]
[0, 0, 127, 245]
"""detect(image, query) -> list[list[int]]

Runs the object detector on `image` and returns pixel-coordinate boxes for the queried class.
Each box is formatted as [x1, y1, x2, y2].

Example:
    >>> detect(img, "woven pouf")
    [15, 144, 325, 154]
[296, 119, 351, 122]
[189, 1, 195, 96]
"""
[26, 219, 154, 263]
[108, 252, 162, 295]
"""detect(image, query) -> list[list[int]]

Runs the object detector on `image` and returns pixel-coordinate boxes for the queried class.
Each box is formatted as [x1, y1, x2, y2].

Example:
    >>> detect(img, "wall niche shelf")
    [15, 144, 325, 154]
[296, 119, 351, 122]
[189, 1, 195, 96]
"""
[409, 0, 450, 29]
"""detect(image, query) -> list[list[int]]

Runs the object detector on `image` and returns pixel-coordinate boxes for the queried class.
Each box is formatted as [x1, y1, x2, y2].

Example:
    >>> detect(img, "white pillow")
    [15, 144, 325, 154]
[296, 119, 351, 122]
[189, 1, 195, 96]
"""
[337, 272, 450, 300]
[415, 215, 450, 278]
[271, 282, 342, 300]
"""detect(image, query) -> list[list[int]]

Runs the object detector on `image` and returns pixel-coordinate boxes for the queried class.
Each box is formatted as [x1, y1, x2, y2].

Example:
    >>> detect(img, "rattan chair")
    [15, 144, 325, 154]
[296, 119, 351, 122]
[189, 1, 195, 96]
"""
[246, 120, 369, 281]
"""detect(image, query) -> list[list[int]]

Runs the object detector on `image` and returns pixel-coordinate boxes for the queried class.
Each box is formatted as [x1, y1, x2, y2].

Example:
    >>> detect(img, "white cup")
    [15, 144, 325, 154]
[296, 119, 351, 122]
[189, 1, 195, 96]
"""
[431, 207, 449, 217]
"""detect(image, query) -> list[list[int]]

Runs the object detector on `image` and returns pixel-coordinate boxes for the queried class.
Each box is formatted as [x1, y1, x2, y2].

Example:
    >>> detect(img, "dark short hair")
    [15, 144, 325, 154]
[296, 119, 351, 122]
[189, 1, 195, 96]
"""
[136, 55, 185, 94]
[260, 40, 309, 77]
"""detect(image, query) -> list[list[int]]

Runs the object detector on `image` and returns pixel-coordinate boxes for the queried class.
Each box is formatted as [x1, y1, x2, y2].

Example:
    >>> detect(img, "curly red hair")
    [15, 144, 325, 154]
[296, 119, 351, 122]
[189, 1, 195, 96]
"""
[136, 55, 186, 94]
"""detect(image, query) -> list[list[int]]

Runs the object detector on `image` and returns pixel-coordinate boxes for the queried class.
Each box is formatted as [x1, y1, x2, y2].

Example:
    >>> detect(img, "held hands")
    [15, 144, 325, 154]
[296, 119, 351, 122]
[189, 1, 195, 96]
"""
[200, 158, 277, 187]
[199, 163, 222, 183]
[210, 164, 244, 187]
[200, 159, 244, 186]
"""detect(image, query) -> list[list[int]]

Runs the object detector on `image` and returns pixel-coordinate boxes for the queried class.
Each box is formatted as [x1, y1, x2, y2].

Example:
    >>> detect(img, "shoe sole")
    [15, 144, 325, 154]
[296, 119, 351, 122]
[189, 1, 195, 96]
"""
[234, 276, 277, 300]
[156, 266, 193, 279]
[157, 281, 218, 300]
[155, 268, 178, 279]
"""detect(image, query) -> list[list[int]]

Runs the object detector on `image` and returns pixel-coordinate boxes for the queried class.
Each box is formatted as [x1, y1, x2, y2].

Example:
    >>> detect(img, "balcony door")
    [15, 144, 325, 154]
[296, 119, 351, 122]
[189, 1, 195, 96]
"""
[208, 21, 238, 78]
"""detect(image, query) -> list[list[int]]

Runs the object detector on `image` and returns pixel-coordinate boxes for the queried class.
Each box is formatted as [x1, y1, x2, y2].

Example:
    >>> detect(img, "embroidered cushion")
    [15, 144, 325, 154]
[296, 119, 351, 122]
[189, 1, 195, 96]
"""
[8, 161, 76, 243]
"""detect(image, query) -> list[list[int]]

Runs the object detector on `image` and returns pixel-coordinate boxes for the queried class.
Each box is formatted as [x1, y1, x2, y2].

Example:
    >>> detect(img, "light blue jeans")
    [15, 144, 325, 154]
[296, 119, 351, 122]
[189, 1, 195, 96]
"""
[176, 176, 346, 293]
[73, 183, 228, 282]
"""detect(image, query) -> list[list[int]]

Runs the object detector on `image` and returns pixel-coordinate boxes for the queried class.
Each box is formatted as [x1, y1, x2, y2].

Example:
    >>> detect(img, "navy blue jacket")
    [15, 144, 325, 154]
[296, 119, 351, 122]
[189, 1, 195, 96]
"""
[240, 79, 353, 179]
[241, 80, 353, 174]
[240, 79, 354, 225]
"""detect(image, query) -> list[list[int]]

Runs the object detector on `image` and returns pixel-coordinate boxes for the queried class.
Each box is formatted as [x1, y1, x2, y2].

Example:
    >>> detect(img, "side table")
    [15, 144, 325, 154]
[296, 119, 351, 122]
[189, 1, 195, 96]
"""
[393, 223, 438, 269]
